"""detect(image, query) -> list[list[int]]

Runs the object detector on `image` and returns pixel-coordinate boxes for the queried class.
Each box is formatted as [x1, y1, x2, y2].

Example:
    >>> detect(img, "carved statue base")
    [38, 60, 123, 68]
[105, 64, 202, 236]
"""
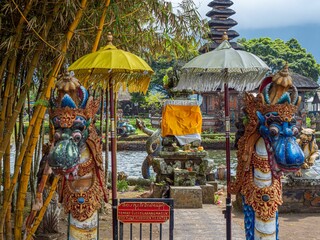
[153, 151, 210, 186]
[68, 211, 99, 240]
[281, 161, 320, 213]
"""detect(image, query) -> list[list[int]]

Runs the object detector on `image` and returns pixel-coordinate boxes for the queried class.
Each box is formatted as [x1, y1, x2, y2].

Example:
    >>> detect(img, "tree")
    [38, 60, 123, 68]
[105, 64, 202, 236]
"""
[237, 37, 320, 81]
[150, 58, 175, 93]
[143, 91, 167, 114]
[0, 1, 207, 238]
[68, 0, 207, 62]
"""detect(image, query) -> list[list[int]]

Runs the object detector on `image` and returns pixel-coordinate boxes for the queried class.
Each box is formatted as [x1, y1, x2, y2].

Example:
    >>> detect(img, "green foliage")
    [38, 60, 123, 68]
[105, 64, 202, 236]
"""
[143, 92, 166, 109]
[214, 194, 219, 204]
[23, 121, 50, 134]
[149, 57, 195, 97]
[128, 118, 153, 130]
[117, 180, 129, 192]
[237, 37, 320, 81]
[133, 185, 145, 192]
[306, 117, 311, 128]
[33, 99, 50, 107]
[130, 92, 147, 105]
[162, 67, 172, 87]
[105, 0, 207, 62]
[162, 60, 187, 91]
[242, 116, 249, 126]
[149, 58, 176, 94]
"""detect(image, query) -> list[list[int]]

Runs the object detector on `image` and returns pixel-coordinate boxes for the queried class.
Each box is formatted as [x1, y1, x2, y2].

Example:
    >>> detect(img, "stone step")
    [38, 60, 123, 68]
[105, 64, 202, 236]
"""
[170, 186, 203, 208]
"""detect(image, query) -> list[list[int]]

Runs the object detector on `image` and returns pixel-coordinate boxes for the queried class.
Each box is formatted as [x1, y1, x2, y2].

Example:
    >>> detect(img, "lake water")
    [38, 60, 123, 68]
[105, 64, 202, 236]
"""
[10, 149, 320, 178]
[10, 149, 237, 178]
[106, 150, 238, 178]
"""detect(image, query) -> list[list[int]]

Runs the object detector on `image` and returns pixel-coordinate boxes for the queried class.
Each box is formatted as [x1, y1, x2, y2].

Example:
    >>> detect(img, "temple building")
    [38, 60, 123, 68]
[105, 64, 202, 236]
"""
[149, 0, 319, 132]
[197, 0, 319, 131]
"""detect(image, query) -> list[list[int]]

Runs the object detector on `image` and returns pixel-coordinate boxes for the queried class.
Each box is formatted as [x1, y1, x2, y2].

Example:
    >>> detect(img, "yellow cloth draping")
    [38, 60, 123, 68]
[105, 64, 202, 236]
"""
[161, 105, 202, 137]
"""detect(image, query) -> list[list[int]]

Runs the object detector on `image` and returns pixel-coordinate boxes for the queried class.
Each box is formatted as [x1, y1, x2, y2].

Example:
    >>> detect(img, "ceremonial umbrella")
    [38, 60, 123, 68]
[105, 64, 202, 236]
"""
[175, 37, 269, 240]
[68, 33, 153, 239]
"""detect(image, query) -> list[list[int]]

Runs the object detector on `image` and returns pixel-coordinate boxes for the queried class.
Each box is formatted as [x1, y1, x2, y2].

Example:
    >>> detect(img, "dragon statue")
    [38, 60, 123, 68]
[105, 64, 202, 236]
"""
[297, 127, 319, 169]
[135, 118, 161, 179]
[230, 65, 305, 240]
[28, 73, 108, 239]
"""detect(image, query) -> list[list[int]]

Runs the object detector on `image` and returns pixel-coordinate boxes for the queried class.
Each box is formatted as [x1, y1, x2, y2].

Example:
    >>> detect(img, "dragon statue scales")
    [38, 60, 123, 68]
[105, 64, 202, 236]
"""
[230, 65, 305, 239]
[27, 73, 109, 239]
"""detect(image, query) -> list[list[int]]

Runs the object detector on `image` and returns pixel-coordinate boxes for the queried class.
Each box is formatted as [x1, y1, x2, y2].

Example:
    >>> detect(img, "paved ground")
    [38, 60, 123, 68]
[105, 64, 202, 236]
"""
[116, 204, 245, 240]
[53, 200, 320, 240]
[172, 205, 245, 240]
[103, 190, 320, 240]
[169, 204, 320, 240]
[51, 187, 320, 240]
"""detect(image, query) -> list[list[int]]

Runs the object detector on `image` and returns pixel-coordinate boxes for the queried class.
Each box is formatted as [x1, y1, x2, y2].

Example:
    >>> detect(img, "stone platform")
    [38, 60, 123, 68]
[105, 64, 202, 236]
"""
[169, 183, 218, 208]
[170, 186, 203, 208]
[280, 159, 320, 213]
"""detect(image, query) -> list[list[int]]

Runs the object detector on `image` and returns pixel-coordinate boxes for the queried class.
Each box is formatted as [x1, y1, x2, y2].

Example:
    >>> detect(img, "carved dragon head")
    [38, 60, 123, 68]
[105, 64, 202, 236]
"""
[256, 65, 305, 173]
[48, 72, 99, 176]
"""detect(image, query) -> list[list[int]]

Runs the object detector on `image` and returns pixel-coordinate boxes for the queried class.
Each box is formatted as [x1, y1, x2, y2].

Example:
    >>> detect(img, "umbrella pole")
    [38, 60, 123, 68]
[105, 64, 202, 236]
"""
[105, 89, 109, 184]
[110, 80, 118, 240]
[224, 83, 232, 240]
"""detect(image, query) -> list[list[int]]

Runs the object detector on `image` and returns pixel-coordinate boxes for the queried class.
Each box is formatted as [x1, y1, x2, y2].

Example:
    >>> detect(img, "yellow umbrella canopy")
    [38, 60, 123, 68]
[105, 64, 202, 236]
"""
[68, 33, 153, 94]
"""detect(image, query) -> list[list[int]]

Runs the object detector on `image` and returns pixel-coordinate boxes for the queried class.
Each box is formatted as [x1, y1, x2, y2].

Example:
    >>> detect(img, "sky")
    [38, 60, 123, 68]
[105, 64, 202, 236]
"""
[171, 0, 320, 63]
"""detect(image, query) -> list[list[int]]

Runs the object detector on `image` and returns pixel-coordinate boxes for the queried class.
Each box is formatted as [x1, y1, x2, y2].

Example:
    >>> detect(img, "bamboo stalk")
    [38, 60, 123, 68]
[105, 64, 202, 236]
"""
[0, 46, 41, 160]
[92, 0, 111, 52]
[24, 161, 50, 235]
[4, 145, 12, 240]
[0, 0, 59, 164]
[83, 0, 110, 89]
[0, 53, 43, 233]
[14, 1, 89, 238]
[14, 114, 44, 239]
[0, 68, 14, 143]
[0, 55, 9, 106]
[3, 58, 15, 239]
[27, 91, 31, 123]
[0, 150, 1, 205]
[33, 122, 44, 194]
[0, 0, 88, 238]
[25, 176, 60, 240]
[17, 109, 24, 156]
[43, 0, 88, 100]
[0, 2, 65, 237]
[0, 55, 9, 85]
[91, 0, 112, 184]
[0, 0, 34, 143]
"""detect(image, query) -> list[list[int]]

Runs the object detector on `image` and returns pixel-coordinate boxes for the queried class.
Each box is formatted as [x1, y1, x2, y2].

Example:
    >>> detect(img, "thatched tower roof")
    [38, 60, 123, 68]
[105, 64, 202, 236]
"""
[291, 72, 319, 91]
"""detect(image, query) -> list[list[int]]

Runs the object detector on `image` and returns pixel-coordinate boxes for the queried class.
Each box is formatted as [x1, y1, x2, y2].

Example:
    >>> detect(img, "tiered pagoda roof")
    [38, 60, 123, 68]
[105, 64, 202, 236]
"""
[200, 0, 240, 53]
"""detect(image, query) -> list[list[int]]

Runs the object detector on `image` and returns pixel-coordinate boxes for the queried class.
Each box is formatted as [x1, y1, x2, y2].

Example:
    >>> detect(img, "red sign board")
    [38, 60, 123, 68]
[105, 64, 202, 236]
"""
[117, 202, 170, 223]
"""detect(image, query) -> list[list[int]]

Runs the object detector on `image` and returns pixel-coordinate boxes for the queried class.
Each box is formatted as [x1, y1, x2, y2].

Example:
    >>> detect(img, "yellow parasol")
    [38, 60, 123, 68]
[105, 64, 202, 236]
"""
[68, 32, 153, 240]
[68, 32, 153, 93]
